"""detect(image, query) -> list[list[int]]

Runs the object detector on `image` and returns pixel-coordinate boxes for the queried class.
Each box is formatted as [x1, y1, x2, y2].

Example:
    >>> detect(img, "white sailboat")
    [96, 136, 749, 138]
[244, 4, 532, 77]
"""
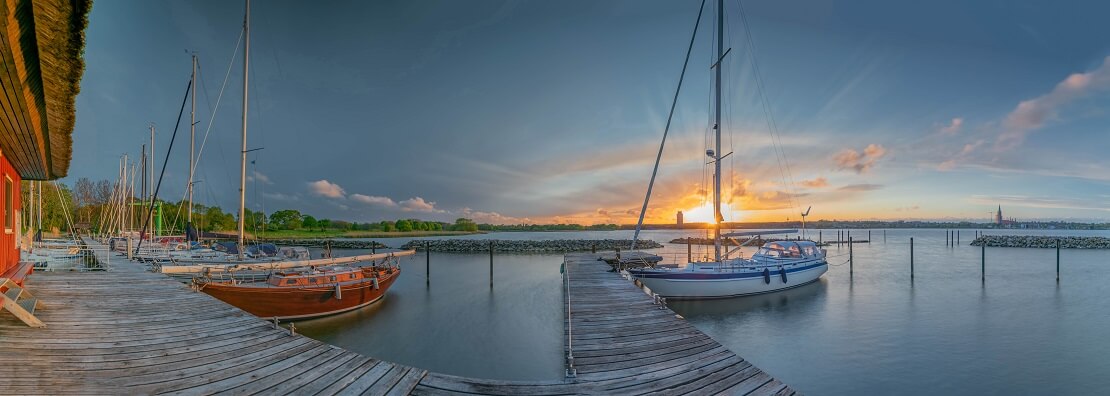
[627, 0, 827, 299]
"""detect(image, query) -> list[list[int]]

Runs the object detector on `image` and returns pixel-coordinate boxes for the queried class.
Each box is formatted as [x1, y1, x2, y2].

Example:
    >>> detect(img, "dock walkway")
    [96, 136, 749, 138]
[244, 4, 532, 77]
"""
[0, 244, 795, 395]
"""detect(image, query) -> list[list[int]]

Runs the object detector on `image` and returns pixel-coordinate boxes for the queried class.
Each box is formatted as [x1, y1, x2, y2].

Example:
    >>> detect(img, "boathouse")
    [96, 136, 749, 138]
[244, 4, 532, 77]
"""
[0, 0, 90, 279]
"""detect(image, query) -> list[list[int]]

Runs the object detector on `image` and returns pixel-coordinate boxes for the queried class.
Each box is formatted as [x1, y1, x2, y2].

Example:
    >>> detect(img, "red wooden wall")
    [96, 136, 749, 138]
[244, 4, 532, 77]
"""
[0, 152, 21, 276]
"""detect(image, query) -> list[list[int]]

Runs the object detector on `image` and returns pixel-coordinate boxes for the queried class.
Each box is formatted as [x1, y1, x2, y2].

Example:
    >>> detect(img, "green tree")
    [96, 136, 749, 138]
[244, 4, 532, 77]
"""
[451, 218, 478, 232]
[318, 218, 330, 231]
[269, 209, 303, 230]
[395, 219, 414, 232]
[302, 215, 318, 230]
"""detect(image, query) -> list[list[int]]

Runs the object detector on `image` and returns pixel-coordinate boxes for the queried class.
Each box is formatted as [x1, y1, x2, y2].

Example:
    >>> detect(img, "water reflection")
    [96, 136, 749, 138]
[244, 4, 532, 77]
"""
[668, 279, 827, 318]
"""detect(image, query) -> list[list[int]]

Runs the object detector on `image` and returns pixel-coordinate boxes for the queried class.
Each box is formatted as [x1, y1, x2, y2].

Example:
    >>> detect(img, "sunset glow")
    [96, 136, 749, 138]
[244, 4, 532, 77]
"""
[682, 202, 743, 224]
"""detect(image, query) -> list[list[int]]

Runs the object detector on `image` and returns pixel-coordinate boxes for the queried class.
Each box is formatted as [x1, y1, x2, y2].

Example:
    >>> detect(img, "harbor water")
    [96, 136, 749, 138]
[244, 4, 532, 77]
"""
[294, 229, 1110, 394]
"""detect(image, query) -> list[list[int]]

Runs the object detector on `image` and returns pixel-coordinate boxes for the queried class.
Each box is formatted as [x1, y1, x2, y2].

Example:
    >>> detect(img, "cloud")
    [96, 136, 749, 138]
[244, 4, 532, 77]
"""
[262, 192, 299, 202]
[800, 177, 828, 188]
[248, 171, 273, 185]
[399, 197, 445, 213]
[998, 56, 1110, 150]
[969, 194, 1110, 212]
[836, 183, 883, 192]
[894, 205, 920, 212]
[458, 208, 531, 224]
[350, 194, 397, 207]
[308, 180, 346, 198]
[939, 117, 963, 134]
[834, 144, 887, 173]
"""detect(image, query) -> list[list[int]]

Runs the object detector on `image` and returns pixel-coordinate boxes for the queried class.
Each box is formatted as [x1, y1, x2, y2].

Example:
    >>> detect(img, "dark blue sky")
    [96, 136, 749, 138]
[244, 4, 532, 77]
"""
[68, 1, 1110, 223]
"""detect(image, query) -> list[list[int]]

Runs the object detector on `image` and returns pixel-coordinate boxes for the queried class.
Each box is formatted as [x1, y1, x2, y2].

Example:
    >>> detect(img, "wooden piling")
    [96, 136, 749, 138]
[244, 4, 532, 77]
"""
[1056, 239, 1060, 282]
[687, 241, 692, 263]
[910, 237, 914, 279]
[371, 240, 376, 254]
[426, 241, 430, 285]
[884, 230, 887, 243]
[819, 230, 822, 243]
[849, 236, 853, 275]
[981, 242, 985, 282]
[489, 240, 495, 288]
[957, 230, 960, 245]
[868, 230, 871, 241]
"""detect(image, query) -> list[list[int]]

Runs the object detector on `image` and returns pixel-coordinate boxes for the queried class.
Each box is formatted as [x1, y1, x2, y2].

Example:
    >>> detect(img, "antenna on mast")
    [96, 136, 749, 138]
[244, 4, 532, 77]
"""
[800, 206, 812, 239]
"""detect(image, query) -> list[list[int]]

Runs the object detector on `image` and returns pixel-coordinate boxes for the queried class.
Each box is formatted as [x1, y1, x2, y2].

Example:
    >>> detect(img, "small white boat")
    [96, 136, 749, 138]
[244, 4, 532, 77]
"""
[628, 240, 828, 299]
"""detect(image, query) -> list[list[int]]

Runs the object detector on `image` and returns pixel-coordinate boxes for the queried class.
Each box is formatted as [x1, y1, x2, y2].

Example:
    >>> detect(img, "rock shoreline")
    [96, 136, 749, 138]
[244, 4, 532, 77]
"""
[971, 235, 1110, 249]
[264, 239, 390, 250]
[401, 239, 662, 253]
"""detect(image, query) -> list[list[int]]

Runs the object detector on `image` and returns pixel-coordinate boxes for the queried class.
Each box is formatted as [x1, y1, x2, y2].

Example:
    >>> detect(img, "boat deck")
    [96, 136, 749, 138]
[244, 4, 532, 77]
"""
[1, 244, 796, 395]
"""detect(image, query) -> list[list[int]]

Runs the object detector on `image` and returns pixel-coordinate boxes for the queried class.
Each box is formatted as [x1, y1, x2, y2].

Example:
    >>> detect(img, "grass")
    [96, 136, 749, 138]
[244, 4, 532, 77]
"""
[244, 229, 483, 239]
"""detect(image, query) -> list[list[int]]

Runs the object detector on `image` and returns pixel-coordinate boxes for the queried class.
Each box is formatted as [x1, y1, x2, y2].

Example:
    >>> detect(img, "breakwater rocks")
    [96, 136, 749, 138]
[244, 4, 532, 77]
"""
[263, 239, 390, 250]
[971, 235, 1110, 249]
[401, 239, 663, 253]
[671, 237, 832, 247]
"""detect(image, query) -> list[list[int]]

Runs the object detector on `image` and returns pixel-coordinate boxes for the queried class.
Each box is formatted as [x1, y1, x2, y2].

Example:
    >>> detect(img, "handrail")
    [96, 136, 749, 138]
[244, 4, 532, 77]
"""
[564, 257, 576, 378]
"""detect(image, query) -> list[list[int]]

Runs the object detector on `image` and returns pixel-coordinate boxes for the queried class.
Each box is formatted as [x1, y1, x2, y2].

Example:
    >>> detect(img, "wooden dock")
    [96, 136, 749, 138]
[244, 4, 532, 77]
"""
[0, 245, 796, 395]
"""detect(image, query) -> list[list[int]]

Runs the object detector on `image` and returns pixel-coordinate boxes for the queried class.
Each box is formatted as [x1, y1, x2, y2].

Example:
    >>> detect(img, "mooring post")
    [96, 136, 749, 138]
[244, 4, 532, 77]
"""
[127, 237, 133, 260]
[884, 230, 887, 243]
[1056, 239, 1061, 282]
[868, 230, 871, 242]
[819, 230, 822, 243]
[957, 230, 960, 245]
[425, 241, 430, 286]
[849, 236, 853, 275]
[489, 240, 494, 288]
[981, 242, 985, 282]
[687, 241, 692, 263]
[591, 243, 596, 254]
[371, 240, 376, 254]
[910, 237, 915, 279]
[945, 230, 949, 246]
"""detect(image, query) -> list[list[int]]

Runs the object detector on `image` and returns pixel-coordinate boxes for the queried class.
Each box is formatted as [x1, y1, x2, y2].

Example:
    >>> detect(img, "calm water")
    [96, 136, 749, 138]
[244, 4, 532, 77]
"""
[294, 229, 1110, 394]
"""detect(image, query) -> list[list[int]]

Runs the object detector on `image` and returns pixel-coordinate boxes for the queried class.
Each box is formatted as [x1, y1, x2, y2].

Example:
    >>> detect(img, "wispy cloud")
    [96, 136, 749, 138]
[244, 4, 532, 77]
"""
[998, 56, 1110, 150]
[834, 144, 887, 173]
[308, 180, 346, 198]
[969, 194, 1110, 212]
[350, 194, 396, 207]
[836, 183, 883, 192]
[248, 171, 273, 185]
[939, 117, 963, 134]
[800, 177, 828, 188]
[399, 197, 446, 213]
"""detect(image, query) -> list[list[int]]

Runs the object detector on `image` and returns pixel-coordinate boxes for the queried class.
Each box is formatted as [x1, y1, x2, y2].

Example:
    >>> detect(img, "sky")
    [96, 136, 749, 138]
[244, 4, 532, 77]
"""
[67, 0, 1110, 224]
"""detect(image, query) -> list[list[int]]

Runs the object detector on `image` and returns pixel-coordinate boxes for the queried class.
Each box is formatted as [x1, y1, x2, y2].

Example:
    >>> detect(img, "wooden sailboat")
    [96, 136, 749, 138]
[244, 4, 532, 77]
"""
[195, 263, 400, 320]
[192, 0, 403, 319]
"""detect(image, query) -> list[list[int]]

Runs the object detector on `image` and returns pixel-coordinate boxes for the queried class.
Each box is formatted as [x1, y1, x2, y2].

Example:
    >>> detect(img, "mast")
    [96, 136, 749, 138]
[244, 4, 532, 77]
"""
[188, 54, 197, 226]
[149, 124, 156, 239]
[712, 0, 724, 262]
[237, 0, 250, 259]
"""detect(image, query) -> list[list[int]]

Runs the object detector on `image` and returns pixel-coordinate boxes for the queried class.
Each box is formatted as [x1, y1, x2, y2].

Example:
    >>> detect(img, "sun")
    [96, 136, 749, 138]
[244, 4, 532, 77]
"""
[681, 202, 742, 223]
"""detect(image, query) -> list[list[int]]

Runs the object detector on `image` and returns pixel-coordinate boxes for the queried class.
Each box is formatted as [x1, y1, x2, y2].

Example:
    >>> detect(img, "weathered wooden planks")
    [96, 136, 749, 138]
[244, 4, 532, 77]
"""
[0, 242, 798, 395]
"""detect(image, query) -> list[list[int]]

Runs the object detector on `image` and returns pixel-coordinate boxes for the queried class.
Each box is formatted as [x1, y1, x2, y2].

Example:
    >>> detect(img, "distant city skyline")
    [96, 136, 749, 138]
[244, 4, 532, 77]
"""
[66, 0, 1110, 224]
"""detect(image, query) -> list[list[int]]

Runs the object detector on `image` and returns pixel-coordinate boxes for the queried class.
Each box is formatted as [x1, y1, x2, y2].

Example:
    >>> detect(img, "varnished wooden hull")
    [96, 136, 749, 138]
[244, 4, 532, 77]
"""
[200, 269, 399, 320]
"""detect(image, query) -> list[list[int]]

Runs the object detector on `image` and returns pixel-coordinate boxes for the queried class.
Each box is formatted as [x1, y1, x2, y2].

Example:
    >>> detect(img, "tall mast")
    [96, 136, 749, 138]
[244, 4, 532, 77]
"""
[712, 0, 724, 262]
[149, 124, 156, 238]
[237, 0, 250, 259]
[188, 54, 197, 225]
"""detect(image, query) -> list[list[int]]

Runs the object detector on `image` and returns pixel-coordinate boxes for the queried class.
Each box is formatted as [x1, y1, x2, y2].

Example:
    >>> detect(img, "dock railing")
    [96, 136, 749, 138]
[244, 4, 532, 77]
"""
[563, 256, 576, 379]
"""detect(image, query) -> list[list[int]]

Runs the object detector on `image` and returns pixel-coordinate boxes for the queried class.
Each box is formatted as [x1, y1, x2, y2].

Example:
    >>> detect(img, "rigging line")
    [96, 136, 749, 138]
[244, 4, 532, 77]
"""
[736, 0, 800, 214]
[49, 181, 77, 240]
[136, 78, 192, 254]
[191, 28, 244, 210]
[631, 0, 707, 251]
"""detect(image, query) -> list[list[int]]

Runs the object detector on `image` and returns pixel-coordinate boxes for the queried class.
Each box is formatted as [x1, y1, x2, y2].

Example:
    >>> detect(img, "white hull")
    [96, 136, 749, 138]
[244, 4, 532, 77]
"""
[633, 264, 827, 299]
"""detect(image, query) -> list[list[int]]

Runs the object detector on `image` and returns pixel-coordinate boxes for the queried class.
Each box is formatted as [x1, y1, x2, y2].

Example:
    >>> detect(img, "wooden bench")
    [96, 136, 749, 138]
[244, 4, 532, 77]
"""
[0, 262, 44, 327]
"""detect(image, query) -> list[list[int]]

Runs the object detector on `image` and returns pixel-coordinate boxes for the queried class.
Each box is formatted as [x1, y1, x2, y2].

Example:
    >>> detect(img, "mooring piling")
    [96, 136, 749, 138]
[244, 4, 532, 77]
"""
[426, 241, 431, 285]
[1056, 239, 1061, 282]
[371, 240, 376, 254]
[489, 240, 495, 288]
[981, 242, 985, 282]
[687, 241, 692, 263]
[849, 236, 854, 275]
[910, 237, 915, 279]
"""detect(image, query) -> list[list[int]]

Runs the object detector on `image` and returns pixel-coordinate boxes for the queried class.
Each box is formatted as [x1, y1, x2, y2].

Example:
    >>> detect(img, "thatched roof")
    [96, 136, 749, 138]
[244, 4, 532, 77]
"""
[0, 0, 90, 180]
